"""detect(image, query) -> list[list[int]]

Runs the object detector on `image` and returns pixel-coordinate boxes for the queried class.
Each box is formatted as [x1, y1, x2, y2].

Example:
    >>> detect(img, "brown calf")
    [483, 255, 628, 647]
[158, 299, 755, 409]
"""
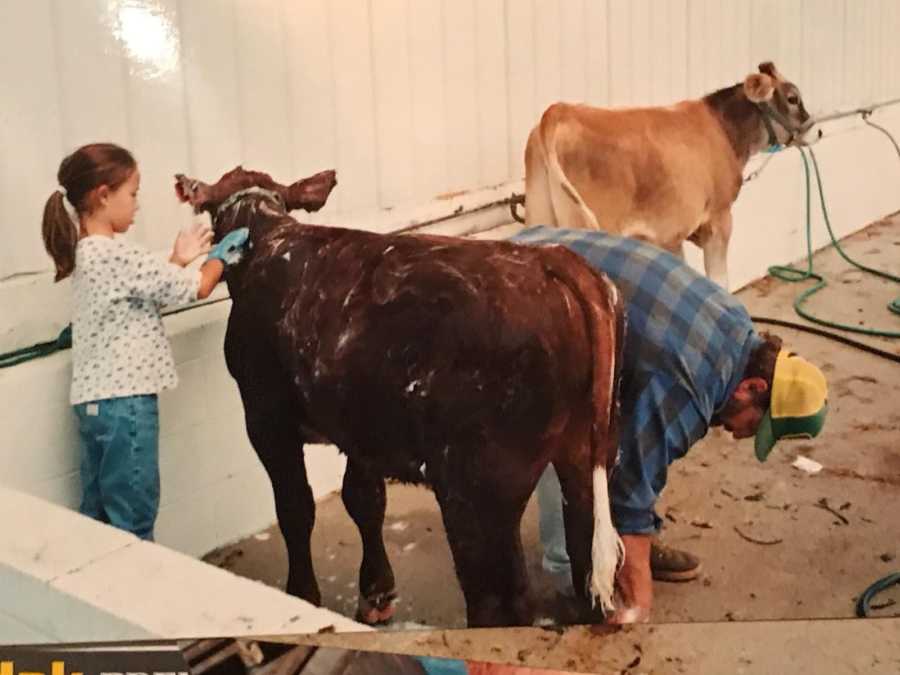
[175, 167, 626, 628]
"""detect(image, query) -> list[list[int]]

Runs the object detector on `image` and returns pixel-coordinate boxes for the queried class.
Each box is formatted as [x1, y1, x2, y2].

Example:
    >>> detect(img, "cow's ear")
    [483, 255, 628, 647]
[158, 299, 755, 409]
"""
[174, 174, 214, 212]
[285, 170, 337, 212]
[744, 73, 775, 103]
[758, 61, 783, 80]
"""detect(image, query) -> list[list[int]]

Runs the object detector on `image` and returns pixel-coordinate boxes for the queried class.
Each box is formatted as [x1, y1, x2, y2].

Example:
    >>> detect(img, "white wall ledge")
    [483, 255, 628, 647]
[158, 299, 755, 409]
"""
[0, 487, 367, 646]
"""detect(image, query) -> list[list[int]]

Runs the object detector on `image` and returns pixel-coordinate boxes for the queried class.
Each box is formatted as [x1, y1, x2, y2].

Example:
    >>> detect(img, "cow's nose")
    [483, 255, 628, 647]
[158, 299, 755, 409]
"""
[816, 128, 823, 140]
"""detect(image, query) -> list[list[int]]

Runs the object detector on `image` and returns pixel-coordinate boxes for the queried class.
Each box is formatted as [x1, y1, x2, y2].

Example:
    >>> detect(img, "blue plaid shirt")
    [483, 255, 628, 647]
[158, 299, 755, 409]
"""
[512, 227, 761, 534]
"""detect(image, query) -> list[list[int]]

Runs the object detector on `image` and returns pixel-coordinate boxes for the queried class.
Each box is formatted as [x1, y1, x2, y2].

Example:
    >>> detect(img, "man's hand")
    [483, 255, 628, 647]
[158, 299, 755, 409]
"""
[609, 534, 652, 624]
[207, 227, 250, 266]
[170, 220, 214, 267]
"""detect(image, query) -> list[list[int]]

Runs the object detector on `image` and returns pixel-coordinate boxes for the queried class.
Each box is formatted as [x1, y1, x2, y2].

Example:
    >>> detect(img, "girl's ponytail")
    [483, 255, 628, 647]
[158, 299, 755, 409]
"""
[42, 190, 79, 281]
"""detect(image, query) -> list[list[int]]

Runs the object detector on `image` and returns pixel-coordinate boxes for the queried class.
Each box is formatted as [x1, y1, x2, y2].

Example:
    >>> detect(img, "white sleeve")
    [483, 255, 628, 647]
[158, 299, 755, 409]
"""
[123, 244, 201, 308]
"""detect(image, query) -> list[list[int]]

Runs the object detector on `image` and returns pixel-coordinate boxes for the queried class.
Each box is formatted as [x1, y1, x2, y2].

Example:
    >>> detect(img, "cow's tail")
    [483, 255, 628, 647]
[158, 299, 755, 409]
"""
[544, 246, 626, 615]
[540, 108, 602, 231]
[524, 124, 556, 227]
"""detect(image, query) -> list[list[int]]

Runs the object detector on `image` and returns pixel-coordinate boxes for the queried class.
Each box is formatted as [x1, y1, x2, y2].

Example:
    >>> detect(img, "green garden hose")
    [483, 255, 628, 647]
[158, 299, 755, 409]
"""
[862, 114, 900, 318]
[0, 324, 71, 369]
[855, 572, 900, 618]
[766, 146, 900, 337]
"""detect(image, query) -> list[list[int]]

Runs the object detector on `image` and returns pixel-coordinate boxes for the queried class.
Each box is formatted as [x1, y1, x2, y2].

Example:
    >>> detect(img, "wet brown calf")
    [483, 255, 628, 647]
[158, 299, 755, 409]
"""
[175, 167, 625, 628]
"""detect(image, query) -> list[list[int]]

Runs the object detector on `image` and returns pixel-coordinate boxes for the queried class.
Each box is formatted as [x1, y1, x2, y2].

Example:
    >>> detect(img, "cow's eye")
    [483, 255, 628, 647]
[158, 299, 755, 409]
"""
[787, 94, 799, 105]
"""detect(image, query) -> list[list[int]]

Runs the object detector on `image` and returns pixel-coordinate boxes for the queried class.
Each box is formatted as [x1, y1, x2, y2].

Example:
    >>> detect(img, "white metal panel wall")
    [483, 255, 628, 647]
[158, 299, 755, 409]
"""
[2, 0, 900, 277]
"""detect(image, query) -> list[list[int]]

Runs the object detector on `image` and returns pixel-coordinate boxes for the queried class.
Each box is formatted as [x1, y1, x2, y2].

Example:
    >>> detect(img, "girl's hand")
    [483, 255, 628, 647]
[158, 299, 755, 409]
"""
[170, 220, 213, 266]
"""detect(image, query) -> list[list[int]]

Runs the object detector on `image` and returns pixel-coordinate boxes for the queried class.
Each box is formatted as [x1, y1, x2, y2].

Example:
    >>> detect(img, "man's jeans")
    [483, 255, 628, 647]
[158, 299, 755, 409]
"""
[536, 464, 574, 596]
[73, 394, 160, 541]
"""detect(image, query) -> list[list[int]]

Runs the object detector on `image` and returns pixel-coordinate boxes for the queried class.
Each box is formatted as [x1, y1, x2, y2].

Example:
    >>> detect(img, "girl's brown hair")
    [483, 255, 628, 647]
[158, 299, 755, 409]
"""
[41, 143, 136, 281]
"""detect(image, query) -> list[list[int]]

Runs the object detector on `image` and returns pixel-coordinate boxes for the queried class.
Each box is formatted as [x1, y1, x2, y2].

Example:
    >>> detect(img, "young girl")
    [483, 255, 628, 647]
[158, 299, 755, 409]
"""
[42, 142, 248, 541]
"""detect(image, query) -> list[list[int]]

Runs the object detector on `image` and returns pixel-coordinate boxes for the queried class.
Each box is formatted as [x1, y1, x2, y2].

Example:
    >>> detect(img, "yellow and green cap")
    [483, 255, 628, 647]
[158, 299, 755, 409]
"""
[755, 350, 828, 462]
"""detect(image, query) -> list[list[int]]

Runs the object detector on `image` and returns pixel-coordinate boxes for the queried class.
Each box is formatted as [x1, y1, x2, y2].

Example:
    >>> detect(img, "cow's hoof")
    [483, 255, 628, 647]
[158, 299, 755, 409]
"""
[355, 590, 397, 625]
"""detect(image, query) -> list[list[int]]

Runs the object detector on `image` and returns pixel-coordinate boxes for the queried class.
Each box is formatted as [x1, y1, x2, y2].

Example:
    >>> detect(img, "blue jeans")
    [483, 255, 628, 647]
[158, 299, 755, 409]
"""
[73, 394, 160, 541]
[536, 465, 572, 589]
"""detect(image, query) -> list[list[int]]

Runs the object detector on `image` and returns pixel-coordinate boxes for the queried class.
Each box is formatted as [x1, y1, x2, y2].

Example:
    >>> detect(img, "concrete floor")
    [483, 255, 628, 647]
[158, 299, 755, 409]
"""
[203, 215, 900, 669]
[286, 618, 900, 674]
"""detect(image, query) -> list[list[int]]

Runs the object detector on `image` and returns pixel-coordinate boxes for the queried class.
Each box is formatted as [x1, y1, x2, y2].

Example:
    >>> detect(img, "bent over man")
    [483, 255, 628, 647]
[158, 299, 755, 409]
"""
[513, 227, 829, 623]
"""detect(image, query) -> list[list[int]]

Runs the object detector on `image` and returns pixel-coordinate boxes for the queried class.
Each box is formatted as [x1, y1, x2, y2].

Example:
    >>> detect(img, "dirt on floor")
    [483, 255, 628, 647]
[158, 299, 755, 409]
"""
[202, 216, 900, 640]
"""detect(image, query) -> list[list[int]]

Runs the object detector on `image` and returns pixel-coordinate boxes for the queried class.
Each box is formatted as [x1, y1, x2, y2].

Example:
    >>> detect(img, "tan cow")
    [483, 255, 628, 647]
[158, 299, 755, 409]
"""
[524, 62, 819, 290]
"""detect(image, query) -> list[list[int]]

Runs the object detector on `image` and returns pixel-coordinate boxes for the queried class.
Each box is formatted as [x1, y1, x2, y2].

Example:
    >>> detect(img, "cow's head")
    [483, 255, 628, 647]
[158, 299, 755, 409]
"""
[743, 62, 820, 147]
[174, 166, 337, 240]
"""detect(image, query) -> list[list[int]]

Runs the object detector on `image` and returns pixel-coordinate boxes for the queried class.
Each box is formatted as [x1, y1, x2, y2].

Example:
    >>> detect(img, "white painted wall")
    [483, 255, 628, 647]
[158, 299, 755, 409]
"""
[4, 0, 900, 283]
[1, 0, 900, 562]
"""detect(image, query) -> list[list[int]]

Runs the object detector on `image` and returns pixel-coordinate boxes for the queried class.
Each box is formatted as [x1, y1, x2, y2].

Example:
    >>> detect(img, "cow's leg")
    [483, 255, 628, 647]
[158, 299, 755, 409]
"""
[432, 466, 535, 628]
[241, 388, 320, 605]
[552, 458, 601, 618]
[227, 314, 320, 603]
[702, 212, 732, 290]
[341, 459, 397, 624]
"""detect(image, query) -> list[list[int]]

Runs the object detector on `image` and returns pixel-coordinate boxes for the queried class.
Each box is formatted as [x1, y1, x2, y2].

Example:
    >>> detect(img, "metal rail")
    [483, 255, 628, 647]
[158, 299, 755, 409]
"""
[812, 96, 900, 124]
